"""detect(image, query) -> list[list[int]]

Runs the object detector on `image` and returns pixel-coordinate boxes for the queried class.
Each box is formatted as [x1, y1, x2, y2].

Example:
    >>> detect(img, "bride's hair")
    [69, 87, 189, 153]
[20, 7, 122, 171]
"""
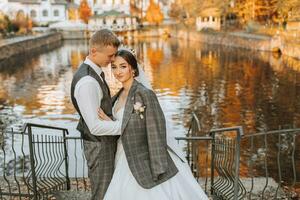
[115, 49, 139, 77]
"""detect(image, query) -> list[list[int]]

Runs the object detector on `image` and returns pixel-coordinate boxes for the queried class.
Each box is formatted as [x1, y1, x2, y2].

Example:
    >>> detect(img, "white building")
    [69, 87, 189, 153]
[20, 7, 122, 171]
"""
[196, 7, 221, 31]
[81, 0, 174, 27]
[89, 10, 138, 31]
[72, 0, 130, 16]
[80, 0, 138, 31]
[1, 0, 67, 25]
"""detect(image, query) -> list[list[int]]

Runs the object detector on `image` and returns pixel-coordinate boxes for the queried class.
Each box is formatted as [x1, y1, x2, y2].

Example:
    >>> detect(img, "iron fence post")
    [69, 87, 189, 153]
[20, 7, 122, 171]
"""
[210, 132, 215, 196]
[63, 130, 70, 190]
[27, 125, 38, 200]
[233, 127, 243, 200]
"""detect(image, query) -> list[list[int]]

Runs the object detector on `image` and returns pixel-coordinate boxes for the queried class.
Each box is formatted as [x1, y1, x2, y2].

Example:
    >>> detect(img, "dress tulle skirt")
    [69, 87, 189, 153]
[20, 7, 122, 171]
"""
[104, 146, 209, 200]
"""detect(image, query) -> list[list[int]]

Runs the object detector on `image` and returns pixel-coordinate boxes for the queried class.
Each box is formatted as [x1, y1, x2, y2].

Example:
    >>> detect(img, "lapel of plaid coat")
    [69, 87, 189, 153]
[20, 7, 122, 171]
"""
[121, 80, 138, 134]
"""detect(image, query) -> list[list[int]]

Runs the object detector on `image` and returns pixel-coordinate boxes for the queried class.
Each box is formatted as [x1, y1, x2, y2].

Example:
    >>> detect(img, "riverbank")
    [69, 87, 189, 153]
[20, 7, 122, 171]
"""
[0, 27, 299, 70]
[0, 32, 62, 69]
[171, 29, 300, 60]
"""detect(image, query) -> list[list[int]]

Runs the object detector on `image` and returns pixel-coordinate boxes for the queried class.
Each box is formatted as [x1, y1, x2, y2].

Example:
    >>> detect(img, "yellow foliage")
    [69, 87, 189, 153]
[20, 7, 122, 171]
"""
[68, 8, 78, 21]
[145, 0, 164, 25]
[0, 12, 8, 32]
[27, 18, 32, 30]
[12, 11, 34, 34]
[79, 0, 92, 24]
[15, 11, 27, 29]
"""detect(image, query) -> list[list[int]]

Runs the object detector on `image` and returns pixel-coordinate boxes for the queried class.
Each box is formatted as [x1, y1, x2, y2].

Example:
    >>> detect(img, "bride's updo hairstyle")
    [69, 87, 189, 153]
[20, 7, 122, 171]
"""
[115, 49, 139, 77]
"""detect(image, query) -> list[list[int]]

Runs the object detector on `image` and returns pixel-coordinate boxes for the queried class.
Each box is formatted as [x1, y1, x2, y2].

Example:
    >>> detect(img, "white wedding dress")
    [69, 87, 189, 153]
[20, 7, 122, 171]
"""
[103, 103, 209, 200]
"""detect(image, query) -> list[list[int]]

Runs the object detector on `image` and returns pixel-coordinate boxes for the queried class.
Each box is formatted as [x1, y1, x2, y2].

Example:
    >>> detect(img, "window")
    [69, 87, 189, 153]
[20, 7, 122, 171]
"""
[30, 10, 37, 17]
[42, 10, 48, 17]
[103, 18, 106, 24]
[54, 10, 59, 17]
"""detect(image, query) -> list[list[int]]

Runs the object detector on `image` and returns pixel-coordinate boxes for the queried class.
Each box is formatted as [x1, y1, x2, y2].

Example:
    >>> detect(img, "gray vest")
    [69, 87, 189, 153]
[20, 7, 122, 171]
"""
[71, 63, 114, 142]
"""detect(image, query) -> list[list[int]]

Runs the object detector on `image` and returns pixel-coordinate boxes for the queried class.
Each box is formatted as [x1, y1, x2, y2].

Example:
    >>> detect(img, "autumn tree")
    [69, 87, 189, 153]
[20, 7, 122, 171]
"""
[145, 0, 164, 25]
[272, 0, 300, 26]
[169, 0, 231, 26]
[68, 9, 77, 21]
[233, 0, 270, 25]
[255, 0, 276, 23]
[13, 11, 33, 34]
[130, 0, 142, 18]
[168, 0, 200, 26]
[168, 3, 187, 22]
[79, 0, 92, 24]
[233, 0, 300, 26]
[130, 0, 146, 22]
[233, 0, 255, 25]
[0, 12, 9, 35]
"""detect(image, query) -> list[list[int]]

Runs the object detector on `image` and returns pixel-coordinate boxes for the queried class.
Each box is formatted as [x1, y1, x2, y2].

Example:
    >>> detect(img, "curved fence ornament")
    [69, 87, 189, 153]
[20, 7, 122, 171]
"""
[0, 123, 70, 199]
[175, 113, 300, 200]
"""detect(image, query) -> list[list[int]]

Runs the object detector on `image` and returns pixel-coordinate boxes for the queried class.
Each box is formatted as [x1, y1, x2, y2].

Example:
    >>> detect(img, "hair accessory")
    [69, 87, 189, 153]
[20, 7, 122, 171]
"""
[119, 45, 136, 57]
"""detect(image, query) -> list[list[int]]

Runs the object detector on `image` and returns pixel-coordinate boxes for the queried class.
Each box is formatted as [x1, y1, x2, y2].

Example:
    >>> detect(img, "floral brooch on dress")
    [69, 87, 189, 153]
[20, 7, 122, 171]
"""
[133, 102, 146, 119]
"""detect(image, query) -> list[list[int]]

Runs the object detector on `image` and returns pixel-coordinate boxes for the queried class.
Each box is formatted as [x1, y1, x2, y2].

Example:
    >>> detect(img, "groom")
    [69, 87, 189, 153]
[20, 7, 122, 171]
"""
[70, 29, 121, 200]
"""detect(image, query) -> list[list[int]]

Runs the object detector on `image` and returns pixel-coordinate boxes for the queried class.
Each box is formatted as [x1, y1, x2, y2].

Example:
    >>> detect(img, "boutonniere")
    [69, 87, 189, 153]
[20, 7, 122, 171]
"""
[133, 101, 146, 119]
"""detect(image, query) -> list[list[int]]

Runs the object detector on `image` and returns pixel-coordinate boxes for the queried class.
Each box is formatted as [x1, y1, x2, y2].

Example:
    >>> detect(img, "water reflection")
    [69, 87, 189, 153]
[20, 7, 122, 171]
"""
[0, 38, 299, 181]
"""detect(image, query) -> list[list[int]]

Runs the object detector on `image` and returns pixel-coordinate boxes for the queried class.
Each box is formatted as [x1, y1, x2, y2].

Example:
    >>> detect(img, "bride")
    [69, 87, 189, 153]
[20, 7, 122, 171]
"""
[98, 48, 209, 200]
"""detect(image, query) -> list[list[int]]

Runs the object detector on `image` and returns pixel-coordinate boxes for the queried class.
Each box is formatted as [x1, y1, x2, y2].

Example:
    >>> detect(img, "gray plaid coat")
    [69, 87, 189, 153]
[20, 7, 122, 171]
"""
[113, 80, 178, 189]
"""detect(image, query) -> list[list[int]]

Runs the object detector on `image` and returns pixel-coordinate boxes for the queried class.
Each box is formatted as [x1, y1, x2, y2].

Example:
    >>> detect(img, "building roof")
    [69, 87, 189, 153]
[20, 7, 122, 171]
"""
[53, 0, 67, 5]
[8, 0, 39, 4]
[7, 0, 67, 4]
[67, 2, 79, 9]
[91, 10, 130, 19]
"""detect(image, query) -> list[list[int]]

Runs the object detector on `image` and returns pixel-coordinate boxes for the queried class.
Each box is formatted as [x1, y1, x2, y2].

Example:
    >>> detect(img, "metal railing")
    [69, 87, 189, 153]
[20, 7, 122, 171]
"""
[175, 113, 300, 200]
[210, 126, 246, 199]
[64, 136, 89, 192]
[1, 117, 299, 199]
[176, 114, 246, 199]
[0, 123, 70, 199]
[241, 127, 300, 199]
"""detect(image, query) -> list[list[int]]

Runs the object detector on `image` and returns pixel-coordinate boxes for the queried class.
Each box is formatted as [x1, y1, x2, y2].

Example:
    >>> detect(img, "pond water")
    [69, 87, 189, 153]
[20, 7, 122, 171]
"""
[0, 37, 299, 184]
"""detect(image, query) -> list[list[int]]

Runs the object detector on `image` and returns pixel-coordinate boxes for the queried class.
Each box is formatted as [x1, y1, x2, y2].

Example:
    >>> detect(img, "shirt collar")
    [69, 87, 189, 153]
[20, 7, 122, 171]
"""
[84, 57, 103, 77]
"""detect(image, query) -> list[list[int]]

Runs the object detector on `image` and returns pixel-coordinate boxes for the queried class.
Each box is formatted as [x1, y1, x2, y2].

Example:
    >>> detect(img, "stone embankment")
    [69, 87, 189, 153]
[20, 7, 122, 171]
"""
[172, 29, 300, 60]
[0, 32, 62, 67]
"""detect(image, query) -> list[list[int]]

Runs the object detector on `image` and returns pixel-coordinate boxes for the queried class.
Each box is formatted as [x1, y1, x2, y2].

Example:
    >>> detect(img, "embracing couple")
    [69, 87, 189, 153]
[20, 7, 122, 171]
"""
[71, 29, 208, 200]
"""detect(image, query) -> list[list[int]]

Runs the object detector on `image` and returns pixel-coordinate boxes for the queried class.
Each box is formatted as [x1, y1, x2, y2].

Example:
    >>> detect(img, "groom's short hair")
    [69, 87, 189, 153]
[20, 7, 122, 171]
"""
[89, 29, 120, 50]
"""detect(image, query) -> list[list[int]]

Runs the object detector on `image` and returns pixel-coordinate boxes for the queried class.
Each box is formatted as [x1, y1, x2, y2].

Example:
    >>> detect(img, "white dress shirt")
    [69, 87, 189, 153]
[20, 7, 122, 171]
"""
[74, 57, 121, 136]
